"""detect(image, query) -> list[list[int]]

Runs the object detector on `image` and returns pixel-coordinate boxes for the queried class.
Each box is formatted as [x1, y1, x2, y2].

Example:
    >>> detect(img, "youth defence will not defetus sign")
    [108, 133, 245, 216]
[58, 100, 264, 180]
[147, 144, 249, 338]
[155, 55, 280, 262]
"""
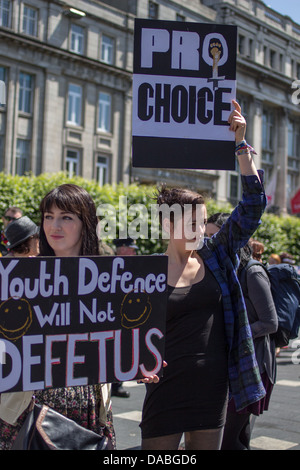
[0, 256, 167, 393]
[132, 19, 237, 170]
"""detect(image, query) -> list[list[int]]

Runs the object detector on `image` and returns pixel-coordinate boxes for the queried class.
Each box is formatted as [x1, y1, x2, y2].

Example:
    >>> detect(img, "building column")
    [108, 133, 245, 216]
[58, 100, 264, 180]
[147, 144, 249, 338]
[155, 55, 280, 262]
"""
[4, 65, 18, 174]
[121, 86, 132, 185]
[275, 108, 288, 215]
[249, 98, 263, 168]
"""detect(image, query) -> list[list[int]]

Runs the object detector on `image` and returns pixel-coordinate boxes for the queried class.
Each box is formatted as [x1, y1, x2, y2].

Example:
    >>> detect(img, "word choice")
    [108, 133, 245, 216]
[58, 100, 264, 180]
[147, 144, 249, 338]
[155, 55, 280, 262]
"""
[137, 83, 231, 125]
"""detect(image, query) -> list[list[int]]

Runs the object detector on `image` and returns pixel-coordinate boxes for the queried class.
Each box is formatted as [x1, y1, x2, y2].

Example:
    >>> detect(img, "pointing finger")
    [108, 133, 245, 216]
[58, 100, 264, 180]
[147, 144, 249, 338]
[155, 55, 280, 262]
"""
[232, 99, 241, 113]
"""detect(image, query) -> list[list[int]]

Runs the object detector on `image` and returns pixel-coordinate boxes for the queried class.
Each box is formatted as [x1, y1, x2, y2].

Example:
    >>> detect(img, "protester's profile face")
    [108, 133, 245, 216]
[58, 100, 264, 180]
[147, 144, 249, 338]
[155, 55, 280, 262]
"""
[43, 204, 83, 257]
[205, 222, 220, 238]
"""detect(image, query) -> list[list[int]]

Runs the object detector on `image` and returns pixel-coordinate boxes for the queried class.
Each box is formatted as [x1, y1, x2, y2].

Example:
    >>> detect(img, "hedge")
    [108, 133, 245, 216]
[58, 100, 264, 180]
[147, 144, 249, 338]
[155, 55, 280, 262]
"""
[0, 172, 299, 263]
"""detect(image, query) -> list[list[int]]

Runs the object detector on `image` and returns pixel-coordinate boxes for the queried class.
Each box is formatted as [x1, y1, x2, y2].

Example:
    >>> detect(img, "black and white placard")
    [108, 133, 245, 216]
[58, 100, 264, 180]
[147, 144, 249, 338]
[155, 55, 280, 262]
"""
[0, 255, 168, 392]
[132, 19, 237, 170]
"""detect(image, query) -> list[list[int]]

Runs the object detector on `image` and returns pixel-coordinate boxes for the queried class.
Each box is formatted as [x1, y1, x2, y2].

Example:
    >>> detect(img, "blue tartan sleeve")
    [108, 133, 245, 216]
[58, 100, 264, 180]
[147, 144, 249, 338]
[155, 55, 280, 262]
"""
[208, 171, 266, 264]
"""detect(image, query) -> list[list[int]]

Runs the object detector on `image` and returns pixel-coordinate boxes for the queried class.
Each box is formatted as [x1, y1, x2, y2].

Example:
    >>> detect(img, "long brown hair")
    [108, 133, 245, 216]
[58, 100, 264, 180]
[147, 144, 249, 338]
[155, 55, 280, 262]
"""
[39, 184, 100, 256]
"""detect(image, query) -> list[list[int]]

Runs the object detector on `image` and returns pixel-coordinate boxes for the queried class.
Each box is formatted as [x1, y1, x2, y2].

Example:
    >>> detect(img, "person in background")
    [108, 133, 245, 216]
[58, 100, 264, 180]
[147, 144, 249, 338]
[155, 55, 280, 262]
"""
[0, 207, 23, 256]
[268, 254, 281, 265]
[4, 216, 39, 258]
[280, 252, 295, 266]
[205, 213, 231, 238]
[222, 241, 278, 450]
[113, 237, 138, 256]
[110, 238, 138, 398]
[0, 216, 39, 449]
[249, 239, 264, 262]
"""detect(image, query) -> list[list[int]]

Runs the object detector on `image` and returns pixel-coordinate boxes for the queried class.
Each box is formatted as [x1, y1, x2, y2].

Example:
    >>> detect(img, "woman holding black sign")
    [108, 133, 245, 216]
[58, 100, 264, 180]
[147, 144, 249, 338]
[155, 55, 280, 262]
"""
[140, 101, 267, 450]
[32, 184, 116, 447]
[0, 185, 116, 449]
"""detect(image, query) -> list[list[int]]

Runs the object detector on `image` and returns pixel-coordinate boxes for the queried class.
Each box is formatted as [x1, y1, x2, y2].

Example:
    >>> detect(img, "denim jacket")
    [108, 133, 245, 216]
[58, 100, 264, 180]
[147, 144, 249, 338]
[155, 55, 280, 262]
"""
[198, 171, 267, 411]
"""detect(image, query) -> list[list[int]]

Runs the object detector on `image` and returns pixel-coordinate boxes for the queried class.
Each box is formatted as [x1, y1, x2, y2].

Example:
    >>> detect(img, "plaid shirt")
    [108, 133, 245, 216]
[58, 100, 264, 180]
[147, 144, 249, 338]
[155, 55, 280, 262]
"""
[198, 171, 267, 411]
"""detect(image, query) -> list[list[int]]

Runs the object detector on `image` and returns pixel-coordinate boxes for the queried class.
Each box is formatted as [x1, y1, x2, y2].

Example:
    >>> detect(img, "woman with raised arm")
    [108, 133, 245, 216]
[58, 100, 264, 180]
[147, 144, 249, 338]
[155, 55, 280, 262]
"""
[140, 101, 267, 450]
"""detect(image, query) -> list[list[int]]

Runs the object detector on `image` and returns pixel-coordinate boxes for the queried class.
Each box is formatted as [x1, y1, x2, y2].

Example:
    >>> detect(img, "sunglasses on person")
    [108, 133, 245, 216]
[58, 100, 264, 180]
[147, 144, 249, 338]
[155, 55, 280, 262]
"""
[3, 215, 18, 221]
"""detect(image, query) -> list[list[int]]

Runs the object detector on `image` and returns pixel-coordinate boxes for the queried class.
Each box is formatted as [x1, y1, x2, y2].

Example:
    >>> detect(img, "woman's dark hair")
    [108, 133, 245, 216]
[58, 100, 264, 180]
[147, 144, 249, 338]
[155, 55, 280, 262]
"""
[39, 184, 100, 256]
[206, 212, 231, 228]
[155, 186, 205, 224]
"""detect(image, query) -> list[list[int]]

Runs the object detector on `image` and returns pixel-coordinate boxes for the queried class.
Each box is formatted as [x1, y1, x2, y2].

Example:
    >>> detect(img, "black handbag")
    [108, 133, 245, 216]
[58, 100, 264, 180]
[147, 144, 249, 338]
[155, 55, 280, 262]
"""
[12, 403, 113, 450]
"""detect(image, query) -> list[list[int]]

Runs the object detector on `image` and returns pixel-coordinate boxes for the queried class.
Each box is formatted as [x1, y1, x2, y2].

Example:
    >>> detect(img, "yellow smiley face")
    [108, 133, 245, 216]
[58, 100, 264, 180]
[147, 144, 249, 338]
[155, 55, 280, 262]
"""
[120, 290, 152, 329]
[0, 297, 32, 341]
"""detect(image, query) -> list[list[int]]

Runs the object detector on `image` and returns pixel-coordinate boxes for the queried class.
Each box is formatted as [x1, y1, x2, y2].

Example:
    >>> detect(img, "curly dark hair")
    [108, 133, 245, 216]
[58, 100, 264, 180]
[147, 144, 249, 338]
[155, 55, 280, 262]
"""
[39, 184, 100, 256]
[155, 185, 205, 224]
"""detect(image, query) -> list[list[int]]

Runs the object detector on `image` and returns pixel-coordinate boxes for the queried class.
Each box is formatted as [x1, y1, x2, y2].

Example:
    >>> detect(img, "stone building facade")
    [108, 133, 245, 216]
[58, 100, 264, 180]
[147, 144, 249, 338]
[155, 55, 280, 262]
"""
[0, 0, 299, 214]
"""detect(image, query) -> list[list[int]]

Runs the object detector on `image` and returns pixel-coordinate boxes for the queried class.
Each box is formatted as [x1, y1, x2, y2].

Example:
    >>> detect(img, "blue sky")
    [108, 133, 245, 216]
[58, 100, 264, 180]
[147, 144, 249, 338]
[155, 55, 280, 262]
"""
[264, 0, 300, 25]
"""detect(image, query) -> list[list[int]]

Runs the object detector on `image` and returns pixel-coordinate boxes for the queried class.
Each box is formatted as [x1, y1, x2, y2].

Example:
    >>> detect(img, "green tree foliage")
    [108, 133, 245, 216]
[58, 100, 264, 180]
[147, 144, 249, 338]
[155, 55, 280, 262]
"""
[0, 173, 299, 263]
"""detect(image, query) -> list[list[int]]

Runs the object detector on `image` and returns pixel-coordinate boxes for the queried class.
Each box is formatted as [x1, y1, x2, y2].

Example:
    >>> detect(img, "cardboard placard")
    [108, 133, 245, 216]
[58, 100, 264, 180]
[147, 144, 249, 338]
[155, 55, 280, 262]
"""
[0, 255, 168, 392]
[132, 19, 237, 170]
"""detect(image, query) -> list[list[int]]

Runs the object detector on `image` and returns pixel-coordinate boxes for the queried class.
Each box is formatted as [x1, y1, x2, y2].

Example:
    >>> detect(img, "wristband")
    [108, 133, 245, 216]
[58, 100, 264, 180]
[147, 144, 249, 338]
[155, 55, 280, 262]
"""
[235, 140, 257, 156]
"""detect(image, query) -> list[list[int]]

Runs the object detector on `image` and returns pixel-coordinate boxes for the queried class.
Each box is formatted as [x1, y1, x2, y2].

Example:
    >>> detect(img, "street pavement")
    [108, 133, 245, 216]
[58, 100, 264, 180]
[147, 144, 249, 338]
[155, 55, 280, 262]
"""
[111, 344, 300, 450]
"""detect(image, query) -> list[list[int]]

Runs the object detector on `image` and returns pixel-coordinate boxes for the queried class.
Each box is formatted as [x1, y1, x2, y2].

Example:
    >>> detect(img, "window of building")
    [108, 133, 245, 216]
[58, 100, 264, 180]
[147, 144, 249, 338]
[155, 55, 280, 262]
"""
[19, 72, 33, 113]
[288, 120, 300, 171]
[0, 0, 11, 27]
[291, 59, 295, 78]
[149, 1, 158, 19]
[279, 54, 284, 73]
[228, 170, 242, 206]
[238, 35, 245, 55]
[70, 24, 84, 55]
[248, 38, 253, 59]
[22, 4, 38, 37]
[96, 155, 109, 186]
[270, 50, 276, 69]
[98, 91, 111, 133]
[101, 34, 114, 65]
[65, 148, 80, 177]
[67, 83, 82, 126]
[0, 136, 3, 170]
[16, 139, 30, 175]
[263, 46, 268, 66]
[0, 66, 7, 108]
[236, 94, 249, 121]
[261, 108, 275, 180]
[287, 173, 299, 204]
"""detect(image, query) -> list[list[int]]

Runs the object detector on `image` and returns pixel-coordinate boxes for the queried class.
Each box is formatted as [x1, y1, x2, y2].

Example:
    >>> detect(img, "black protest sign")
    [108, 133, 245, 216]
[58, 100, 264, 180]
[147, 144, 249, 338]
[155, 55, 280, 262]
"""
[0, 255, 168, 393]
[132, 19, 237, 170]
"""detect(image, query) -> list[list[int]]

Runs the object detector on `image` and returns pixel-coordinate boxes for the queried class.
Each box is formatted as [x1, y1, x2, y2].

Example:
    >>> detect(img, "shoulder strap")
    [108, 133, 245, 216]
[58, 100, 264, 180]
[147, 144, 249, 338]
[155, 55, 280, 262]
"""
[239, 259, 268, 297]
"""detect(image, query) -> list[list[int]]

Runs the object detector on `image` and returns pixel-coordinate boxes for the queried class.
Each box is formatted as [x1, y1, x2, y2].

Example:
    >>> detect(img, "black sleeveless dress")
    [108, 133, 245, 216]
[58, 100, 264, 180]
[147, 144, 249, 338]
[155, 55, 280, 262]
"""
[140, 267, 229, 438]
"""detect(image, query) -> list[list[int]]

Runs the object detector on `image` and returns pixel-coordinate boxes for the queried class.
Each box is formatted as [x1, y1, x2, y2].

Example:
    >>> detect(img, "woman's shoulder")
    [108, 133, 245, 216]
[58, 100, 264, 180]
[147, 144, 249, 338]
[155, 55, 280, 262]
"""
[246, 262, 270, 282]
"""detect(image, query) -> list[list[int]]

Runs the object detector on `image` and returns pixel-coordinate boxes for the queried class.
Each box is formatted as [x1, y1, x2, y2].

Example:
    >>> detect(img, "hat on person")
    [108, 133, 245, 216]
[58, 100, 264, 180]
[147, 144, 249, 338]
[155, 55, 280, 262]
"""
[113, 238, 138, 249]
[5, 216, 39, 249]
